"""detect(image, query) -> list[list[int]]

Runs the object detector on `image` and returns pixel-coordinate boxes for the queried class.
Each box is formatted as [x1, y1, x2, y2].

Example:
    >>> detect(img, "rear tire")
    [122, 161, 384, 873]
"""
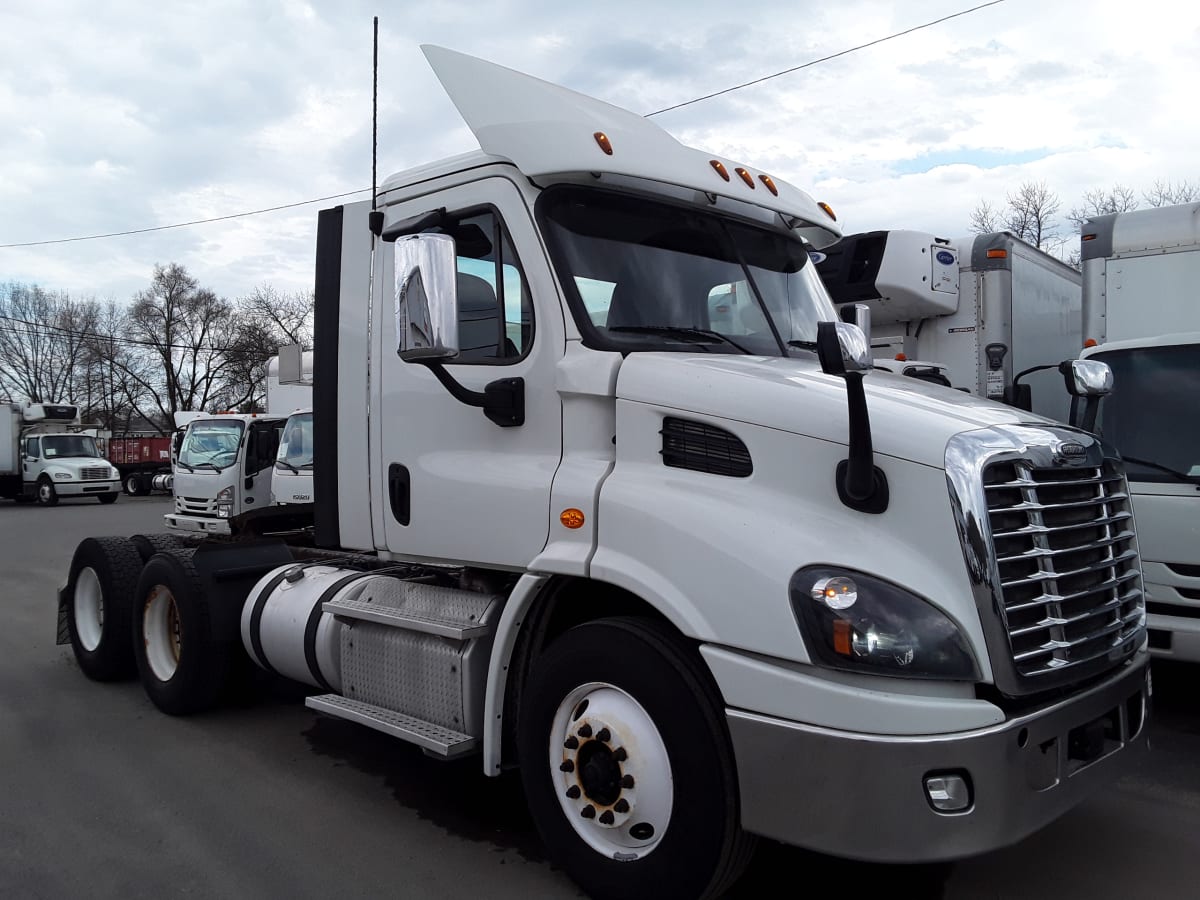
[517, 617, 755, 900]
[133, 549, 234, 715]
[124, 474, 144, 496]
[130, 532, 186, 563]
[64, 536, 143, 681]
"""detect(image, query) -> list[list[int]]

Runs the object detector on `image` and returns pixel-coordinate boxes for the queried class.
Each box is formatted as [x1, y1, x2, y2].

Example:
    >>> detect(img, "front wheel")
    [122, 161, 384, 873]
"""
[98, 492, 118, 504]
[36, 477, 58, 506]
[518, 618, 755, 900]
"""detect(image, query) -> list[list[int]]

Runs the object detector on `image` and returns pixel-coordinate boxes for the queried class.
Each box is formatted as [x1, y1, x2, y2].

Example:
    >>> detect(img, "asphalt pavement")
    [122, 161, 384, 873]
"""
[1, 495, 1197, 898]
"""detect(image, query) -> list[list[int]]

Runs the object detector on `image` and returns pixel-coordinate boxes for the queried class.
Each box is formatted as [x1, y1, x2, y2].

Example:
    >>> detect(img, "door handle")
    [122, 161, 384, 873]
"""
[388, 463, 410, 525]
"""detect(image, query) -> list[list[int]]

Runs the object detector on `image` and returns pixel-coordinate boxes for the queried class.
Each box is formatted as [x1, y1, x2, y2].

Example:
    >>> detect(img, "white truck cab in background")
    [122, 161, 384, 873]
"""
[58, 45, 1149, 900]
[1078, 202, 1200, 660]
[0, 403, 120, 505]
[271, 407, 313, 505]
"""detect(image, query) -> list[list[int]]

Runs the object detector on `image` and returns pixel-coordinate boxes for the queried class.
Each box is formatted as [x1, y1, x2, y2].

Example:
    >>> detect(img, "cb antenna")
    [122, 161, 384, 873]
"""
[369, 16, 384, 236]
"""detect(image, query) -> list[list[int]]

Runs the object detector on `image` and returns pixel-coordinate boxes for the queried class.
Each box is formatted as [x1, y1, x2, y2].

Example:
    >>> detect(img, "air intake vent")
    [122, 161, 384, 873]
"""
[660, 418, 752, 478]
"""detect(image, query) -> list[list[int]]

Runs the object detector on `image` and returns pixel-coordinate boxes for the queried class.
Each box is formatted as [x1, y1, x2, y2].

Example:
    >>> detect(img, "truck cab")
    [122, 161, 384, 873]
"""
[22, 430, 121, 505]
[270, 407, 313, 505]
[164, 414, 284, 534]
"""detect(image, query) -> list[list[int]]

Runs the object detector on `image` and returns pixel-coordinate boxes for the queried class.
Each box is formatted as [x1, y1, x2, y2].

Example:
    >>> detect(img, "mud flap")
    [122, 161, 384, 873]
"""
[56, 585, 69, 645]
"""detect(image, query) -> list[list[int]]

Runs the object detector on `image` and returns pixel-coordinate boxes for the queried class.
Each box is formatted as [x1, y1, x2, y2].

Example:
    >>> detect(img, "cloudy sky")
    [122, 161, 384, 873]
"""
[2, 0, 1197, 303]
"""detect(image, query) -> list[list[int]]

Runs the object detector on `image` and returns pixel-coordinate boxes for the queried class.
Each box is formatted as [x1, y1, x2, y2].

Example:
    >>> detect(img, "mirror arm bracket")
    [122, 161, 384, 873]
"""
[421, 362, 525, 428]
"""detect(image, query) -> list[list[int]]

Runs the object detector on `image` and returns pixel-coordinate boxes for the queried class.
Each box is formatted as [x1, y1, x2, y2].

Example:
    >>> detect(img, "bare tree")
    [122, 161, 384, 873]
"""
[0, 283, 100, 404]
[239, 284, 314, 348]
[968, 200, 1002, 235]
[1068, 184, 1138, 230]
[968, 180, 1063, 250]
[1144, 179, 1199, 207]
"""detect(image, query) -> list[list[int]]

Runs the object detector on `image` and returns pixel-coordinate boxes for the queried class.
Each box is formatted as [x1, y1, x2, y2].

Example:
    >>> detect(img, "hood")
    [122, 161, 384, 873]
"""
[616, 353, 1052, 468]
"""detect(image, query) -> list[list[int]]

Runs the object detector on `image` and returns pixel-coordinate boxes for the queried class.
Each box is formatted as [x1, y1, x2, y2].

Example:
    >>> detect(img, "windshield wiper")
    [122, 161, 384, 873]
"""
[786, 339, 819, 351]
[276, 460, 301, 474]
[609, 326, 751, 354]
[1120, 455, 1200, 484]
[176, 461, 194, 473]
[194, 462, 226, 473]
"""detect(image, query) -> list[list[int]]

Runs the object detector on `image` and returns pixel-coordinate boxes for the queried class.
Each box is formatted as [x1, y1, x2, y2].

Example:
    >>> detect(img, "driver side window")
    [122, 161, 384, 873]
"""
[25, 437, 39, 459]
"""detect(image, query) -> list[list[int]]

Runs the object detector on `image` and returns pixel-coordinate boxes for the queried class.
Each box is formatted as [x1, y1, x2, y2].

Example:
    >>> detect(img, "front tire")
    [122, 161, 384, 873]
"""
[36, 477, 58, 506]
[98, 492, 118, 504]
[133, 549, 234, 715]
[518, 618, 755, 900]
[64, 536, 143, 680]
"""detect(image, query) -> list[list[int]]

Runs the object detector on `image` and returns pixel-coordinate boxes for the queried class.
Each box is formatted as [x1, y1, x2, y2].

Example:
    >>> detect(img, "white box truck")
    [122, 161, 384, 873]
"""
[55, 46, 1150, 900]
[1, 402, 121, 505]
[1078, 202, 1200, 660]
[815, 229, 1084, 423]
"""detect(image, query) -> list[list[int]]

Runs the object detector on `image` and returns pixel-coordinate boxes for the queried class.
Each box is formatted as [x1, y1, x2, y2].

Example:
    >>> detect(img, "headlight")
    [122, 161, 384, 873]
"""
[216, 485, 235, 518]
[790, 566, 979, 680]
[53, 472, 73, 480]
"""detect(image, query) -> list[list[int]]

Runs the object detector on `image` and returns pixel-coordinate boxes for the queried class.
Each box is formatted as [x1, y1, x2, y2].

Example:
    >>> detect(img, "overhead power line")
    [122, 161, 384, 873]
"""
[0, 313, 248, 354]
[645, 0, 1006, 116]
[0, 0, 1003, 250]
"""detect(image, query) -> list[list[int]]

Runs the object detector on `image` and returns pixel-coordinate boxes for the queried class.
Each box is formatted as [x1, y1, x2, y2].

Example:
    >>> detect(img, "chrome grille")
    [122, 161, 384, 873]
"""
[984, 460, 1145, 678]
[81, 467, 111, 481]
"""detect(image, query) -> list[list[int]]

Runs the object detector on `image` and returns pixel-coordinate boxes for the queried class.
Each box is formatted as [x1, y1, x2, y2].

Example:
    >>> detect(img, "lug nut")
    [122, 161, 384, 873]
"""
[581, 805, 596, 819]
[564, 736, 579, 750]
[577, 723, 593, 738]
[599, 810, 615, 825]
[596, 727, 611, 743]
[614, 799, 630, 814]
[613, 747, 627, 762]
[566, 785, 581, 799]
[560, 760, 575, 773]
[621, 774, 635, 789]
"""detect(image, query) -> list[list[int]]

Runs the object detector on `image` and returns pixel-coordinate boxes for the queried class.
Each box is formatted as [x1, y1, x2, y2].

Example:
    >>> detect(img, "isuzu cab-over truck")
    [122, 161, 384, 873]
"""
[56, 46, 1150, 900]
[1077, 202, 1200, 661]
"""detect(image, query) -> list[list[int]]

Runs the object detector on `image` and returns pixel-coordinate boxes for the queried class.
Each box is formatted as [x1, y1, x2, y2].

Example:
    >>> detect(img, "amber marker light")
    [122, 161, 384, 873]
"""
[560, 508, 585, 529]
[832, 619, 853, 656]
[758, 174, 779, 196]
[818, 201, 836, 221]
[710, 160, 731, 181]
[986, 249, 1008, 259]
[593, 132, 613, 155]
[895, 353, 907, 361]
[1084, 338, 1098, 348]
[734, 167, 756, 189]
[1082, 233, 1097, 241]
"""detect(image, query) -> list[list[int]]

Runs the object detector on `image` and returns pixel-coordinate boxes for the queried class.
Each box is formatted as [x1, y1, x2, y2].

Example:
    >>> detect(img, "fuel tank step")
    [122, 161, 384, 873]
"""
[306, 694, 479, 758]
[324, 595, 490, 639]
[323, 579, 499, 640]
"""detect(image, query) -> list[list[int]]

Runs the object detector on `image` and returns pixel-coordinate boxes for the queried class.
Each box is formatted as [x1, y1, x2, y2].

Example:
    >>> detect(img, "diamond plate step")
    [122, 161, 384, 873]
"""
[324, 595, 490, 639]
[306, 694, 479, 758]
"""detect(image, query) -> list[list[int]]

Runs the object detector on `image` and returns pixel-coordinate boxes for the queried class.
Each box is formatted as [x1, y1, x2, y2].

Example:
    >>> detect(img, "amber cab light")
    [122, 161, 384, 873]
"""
[818, 201, 836, 221]
[758, 174, 779, 196]
[734, 167, 756, 189]
[593, 132, 613, 155]
[710, 160, 731, 182]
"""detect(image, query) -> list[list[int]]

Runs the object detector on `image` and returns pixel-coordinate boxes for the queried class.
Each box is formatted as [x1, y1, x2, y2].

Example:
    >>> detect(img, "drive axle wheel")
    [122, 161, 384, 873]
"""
[518, 617, 755, 900]
[133, 549, 233, 716]
[64, 536, 142, 680]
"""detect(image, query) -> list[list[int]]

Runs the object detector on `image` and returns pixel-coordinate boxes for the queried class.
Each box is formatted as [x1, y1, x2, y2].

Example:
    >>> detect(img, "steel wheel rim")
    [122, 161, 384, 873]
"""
[39, 483, 51, 502]
[549, 682, 673, 860]
[143, 585, 182, 681]
[74, 567, 104, 652]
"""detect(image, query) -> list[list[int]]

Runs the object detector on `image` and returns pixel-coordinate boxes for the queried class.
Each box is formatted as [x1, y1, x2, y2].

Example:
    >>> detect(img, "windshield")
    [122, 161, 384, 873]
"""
[41, 434, 101, 458]
[276, 412, 313, 470]
[540, 187, 838, 355]
[178, 420, 245, 470]
[1091, 343, 1200, 483]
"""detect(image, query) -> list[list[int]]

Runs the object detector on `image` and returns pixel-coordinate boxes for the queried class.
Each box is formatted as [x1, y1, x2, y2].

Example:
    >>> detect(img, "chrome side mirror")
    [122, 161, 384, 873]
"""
[395, 233, 460, 362]
[839, 303, 872, 356]
[1063, 359, 1113, 397]
[817, 321, 872, 376]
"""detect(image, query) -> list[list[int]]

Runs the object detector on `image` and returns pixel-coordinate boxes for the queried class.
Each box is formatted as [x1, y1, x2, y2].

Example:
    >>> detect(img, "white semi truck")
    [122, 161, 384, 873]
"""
[56, 46, 1150, 900]
[1077, 202, 1200, 661]
[1, 402, 121, 505]
[815, 229, 1085, 423]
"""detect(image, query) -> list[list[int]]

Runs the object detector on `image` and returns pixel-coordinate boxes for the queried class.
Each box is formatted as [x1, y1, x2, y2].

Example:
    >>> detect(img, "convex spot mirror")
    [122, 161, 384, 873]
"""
[817, 321, 872, 376]
[395, 233, 460, 362]
[1062, 359, 1113, 397]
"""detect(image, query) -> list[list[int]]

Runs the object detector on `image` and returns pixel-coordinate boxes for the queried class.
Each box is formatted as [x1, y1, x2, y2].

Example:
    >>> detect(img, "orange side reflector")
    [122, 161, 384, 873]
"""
[986, 249, 1008, 259]
[710, 160, 731, 182]
[818, 201, 836, 221]
[1084, 338, 1098, 348]
[734, 167, 756, 189]
[593, 132, 613, 155]
[1082, 233, 1097, 242]
[833, 620, 853, 656]
[560, 508, 585, 529]
[759, 174, 779, 196]
[895, 353, 907, 361]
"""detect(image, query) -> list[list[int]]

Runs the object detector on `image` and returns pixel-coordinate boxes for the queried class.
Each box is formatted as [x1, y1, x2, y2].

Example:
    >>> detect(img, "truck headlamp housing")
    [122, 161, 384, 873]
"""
[790, 566, 979, 680]
[53, 471, 73, 480]
[216, 485, 235, 518]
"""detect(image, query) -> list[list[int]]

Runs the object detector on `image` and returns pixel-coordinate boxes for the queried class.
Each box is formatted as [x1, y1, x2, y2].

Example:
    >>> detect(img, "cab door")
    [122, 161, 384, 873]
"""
[377, 176, 564, 568]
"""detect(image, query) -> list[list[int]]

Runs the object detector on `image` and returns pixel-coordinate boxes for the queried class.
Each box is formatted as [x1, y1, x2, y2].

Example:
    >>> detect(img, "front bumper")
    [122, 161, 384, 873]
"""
[728, 650, 1150, 862]
[51, 480, 120, 497]
[163, 513, 231, 535]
